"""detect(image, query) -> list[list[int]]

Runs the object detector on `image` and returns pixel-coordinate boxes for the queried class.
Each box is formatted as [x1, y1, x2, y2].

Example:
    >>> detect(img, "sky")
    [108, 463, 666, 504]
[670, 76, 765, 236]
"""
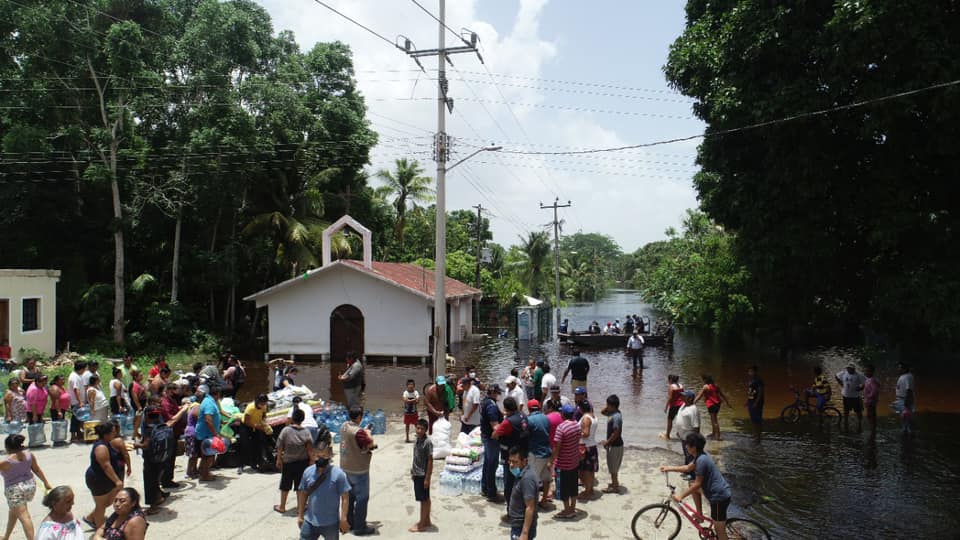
[254, 0, 705, 253]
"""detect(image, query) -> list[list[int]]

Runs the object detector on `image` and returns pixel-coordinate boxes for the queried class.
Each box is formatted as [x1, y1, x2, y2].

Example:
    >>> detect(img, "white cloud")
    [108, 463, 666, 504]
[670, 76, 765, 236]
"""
[255, 0, 699, 252]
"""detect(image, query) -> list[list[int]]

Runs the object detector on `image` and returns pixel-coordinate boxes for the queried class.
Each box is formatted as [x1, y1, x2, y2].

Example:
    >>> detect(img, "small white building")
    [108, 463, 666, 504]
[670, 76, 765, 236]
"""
[243, 216, 481, 361]
[0, 269, 61, 358]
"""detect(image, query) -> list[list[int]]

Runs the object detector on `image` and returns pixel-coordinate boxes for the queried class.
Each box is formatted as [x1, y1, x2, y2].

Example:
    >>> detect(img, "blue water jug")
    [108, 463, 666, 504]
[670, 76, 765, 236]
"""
[75, 406, 91, 422]
[361, 411, 372, 430]
[373, 409, 387, 435]
[27, 422, 46, 447]
[51, 420, 68, 446]
[122, 412, 134, 438]
[6, 420, 23, 435]
[111, 414, 126, 437]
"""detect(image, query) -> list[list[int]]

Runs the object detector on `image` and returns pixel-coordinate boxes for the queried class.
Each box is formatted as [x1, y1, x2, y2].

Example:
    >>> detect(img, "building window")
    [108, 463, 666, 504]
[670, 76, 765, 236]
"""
[22, 298, 40, 332]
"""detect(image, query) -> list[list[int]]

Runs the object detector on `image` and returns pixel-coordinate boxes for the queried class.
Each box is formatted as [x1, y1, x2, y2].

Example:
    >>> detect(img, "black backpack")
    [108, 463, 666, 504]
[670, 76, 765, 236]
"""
[499, 413, 529, 455]
[148, 424, 175, 464]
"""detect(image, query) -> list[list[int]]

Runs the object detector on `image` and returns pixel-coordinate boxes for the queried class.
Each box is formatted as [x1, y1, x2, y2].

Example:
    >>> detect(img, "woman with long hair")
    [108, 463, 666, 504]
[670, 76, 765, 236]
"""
[0, 433, 52, 539]
[35, 485, 86, 540]
[3, 379, 26, 423]
[49, 375, 71, 422]
[694, 374, 732, 441]
[83, 423, 125, 530]
[94, 487, 147, 540]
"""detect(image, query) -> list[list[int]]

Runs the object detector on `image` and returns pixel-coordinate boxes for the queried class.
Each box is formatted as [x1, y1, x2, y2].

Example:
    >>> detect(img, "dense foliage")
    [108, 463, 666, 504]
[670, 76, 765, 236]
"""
[665, 1, 960, 346]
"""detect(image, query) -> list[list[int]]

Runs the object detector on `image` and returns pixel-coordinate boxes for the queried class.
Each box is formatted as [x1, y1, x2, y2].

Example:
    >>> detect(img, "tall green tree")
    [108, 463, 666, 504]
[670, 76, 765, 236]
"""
[665, 1, 960, 345]
[375, 158, 434, 256]
[519, 231, 551, 299]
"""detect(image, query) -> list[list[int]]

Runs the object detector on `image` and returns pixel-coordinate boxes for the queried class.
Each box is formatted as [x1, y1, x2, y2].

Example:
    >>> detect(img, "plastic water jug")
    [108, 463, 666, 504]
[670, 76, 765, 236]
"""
[439, 472, 462, 496]
[122, 413, 134, 438]
[50, 420, 68, 446]
[111, 414, 126, 436]
[27, 422, 46, 447]
[74, 406, 91, 422]
[361, 411, 372, 430]
[6, 420, 23, 435]
[373, 409, 387, 435]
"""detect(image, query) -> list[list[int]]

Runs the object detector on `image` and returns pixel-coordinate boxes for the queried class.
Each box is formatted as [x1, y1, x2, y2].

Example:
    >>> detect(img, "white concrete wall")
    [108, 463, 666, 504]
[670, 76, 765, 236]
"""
[0, 271, 59, 358]
[257, 265, 433, 357]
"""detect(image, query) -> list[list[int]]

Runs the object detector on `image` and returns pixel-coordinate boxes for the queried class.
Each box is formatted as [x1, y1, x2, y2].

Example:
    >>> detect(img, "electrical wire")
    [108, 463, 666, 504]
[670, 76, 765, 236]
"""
[308, 0, 400, 49]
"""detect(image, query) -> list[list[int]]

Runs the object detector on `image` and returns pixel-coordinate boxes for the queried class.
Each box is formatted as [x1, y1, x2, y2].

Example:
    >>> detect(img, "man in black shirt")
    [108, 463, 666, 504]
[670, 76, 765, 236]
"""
[561, 350, 590, 393]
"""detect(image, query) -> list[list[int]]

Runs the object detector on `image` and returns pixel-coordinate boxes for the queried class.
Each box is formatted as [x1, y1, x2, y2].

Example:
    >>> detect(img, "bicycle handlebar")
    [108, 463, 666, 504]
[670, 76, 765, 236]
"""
[663, 471, 676, 492]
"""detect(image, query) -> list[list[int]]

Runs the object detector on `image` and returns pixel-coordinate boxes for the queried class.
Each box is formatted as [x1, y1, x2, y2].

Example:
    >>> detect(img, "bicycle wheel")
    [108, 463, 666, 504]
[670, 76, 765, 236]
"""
[780, 404, 801, 423]
[726, 517, 772, 539]
[631, 503, 681, 540]
[820, 406, 842, 427]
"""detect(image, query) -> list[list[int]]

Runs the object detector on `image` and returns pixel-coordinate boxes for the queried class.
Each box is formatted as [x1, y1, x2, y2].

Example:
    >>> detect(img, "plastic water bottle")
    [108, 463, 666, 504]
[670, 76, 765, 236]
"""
[112, 414, 126, 437]
[6, 420, 23, 435]
[122, 412, 134, 438]
[439, 472, 462, 496]
[51, 420, 68, 446]
[75, 406, 91, 422]
[27, 422, 46, 447]
[373, 409, 387, 435]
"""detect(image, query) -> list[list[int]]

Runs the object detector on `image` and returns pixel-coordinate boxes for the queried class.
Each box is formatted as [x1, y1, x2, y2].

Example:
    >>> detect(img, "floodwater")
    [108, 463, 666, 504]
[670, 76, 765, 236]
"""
[242, 290, 960, 538]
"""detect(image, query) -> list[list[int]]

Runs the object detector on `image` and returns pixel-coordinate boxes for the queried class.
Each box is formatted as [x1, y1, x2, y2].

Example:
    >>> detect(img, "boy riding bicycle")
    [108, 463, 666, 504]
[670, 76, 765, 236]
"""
[805, 366, 832, 411]
[660, 432, 732, 540]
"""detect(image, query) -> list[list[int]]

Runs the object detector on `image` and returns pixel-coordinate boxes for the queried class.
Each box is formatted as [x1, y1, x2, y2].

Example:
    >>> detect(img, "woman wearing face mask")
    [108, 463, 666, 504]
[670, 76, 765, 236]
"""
[297, 443, 351, 540]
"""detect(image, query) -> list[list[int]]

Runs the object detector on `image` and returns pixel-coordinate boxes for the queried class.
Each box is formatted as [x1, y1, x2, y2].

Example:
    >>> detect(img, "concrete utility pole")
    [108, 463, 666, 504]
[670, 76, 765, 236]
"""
[401, 0, 485, 380]
[541, 197, 571, 337]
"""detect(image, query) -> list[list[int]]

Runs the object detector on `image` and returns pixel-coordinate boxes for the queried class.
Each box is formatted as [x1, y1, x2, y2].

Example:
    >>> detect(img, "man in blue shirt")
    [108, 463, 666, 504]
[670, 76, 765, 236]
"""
[298, 442, 351, 540]
[524, 400, 553, 508]
[480, 384, 504, 501]
[195, 385, 222, 482]
[661, 432, 732, 540]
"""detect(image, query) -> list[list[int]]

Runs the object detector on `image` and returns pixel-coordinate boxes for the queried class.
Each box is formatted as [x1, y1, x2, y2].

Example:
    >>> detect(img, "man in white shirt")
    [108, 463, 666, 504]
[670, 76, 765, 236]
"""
[67, 361, 88, 443]
[289, 395, 321, 444]
[895, 362, 916, 433]
[674, 391, 700, 475]
[835, 363, 867, 430]
[504, 376, 527, 415]
[540, 366, 557, 401]
[627, 331, 645, 369]
[460, 377, 482, 434]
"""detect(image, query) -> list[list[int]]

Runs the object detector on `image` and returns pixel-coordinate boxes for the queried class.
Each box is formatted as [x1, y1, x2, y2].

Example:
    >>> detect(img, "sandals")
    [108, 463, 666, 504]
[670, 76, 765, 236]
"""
[601, 486, 620, 494]
[273, 505, 286, 514]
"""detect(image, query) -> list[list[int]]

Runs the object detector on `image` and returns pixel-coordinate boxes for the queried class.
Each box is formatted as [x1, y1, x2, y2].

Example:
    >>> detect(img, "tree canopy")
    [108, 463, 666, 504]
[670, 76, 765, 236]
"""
[665, 0, 960, 346]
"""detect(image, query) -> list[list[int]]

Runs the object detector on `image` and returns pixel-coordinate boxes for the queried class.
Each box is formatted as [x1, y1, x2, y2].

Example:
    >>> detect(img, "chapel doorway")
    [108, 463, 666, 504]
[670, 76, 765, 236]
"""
[330, 304, 364, 363]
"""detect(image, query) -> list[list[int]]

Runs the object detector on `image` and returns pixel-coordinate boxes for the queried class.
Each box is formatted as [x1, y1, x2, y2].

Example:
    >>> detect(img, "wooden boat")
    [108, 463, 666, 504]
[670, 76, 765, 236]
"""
[558, 331, 672, 348]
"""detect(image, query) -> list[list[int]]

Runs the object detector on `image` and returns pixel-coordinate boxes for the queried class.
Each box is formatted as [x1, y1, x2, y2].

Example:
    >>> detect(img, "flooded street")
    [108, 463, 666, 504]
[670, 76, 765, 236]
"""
[242, 290, 960, 538]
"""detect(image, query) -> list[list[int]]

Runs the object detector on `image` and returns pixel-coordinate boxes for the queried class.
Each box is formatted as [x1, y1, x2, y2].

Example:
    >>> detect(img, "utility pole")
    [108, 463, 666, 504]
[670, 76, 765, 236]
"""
[540, 197, 571, 337]
[401, 0, 482, 379]
[473, 203, 483, 334]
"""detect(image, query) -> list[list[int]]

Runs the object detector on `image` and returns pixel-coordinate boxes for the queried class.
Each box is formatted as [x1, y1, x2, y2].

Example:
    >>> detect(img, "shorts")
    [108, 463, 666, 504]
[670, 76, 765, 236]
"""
[281, 459, 309, 491]
[709, 497, 730, 522]
[556, 468, 579, 499]
[184, 434, 197, 459]
[707, 404, 721, 415]
[192, 436, 205, 459]
[85, 471, 116, 497]
[842, 397, 863, 414]
[865, 401, 878, 417]
[579, 445, 599, 473]
[571, 379, 586, 393]
[412, 475, 430, 502]
[605, 445, 624, 476]
[4, 480, 36, 509]
[404, 412, 419, 426]
[747, 404, 763, 425]
[667, 406, 681, 420]
[529, 455, 552, 484]
[510, 522, 537, 540]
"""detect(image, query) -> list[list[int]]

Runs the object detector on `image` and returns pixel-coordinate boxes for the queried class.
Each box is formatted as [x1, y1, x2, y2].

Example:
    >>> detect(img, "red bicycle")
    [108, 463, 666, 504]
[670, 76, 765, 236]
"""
[631, 473, 771, 539]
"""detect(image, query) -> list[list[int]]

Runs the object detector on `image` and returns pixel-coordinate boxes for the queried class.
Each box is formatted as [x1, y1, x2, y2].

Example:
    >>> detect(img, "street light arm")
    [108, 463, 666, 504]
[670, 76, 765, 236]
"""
[445, 145, 501, 172]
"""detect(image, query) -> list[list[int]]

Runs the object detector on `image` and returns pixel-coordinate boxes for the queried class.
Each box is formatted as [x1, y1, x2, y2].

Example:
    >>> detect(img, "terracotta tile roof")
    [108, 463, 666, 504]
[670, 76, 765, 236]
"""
[342, 260, 481, 300]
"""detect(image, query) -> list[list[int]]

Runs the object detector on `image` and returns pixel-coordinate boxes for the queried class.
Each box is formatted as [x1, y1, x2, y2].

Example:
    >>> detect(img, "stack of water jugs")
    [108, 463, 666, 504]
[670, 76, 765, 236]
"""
[315, 404, 387, 444]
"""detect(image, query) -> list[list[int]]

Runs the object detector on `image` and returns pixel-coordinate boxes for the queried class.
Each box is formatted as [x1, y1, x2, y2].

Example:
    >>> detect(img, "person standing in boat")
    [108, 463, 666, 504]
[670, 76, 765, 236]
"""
[559, 319, 569, 334]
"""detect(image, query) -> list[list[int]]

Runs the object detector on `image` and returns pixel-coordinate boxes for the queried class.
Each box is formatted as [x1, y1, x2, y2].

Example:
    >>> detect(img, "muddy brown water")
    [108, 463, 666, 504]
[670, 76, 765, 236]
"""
[239, 290, 960, 538]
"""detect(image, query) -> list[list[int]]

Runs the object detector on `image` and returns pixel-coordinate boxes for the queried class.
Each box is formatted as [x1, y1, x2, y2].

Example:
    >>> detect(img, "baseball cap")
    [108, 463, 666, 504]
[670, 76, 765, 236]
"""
[436, 375, 446, 385]
[549, 384, 561, 392]
[560, 404, 576, 415]
[681, 390, 695, 400]
[574, 386, 587, 395]
[527, 399, 541, 410]
[504, 375, 519, 385]
[846, 362, 856, 369]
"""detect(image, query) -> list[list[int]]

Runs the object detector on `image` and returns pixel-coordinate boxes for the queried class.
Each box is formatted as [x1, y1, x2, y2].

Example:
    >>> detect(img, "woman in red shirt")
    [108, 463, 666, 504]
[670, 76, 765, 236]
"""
[0, 339, 11, 367]
[694, 374, 731, 441]
[663, 374, 684, 440]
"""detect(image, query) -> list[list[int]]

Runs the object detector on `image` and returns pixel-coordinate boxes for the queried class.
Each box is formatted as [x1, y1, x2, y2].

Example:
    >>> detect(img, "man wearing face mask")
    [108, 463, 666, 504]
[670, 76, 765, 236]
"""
[298, 442, 351, 540]
[507, 446, 539, 540]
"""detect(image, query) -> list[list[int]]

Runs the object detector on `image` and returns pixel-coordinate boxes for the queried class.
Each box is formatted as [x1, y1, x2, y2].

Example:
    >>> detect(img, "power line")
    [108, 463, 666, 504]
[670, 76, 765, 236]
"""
[308, 0, 400, 49]
[499, 78, 960, 156]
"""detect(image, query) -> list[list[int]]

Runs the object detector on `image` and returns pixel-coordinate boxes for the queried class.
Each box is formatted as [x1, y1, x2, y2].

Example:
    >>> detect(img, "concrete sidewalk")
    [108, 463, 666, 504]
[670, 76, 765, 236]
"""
[8, 423, 703, 540]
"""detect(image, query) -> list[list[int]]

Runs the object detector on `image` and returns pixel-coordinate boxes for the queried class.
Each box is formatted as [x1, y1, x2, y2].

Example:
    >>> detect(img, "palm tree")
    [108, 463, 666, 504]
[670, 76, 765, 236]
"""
[519, 231, 551, 298]
[375, 158, 434, 254]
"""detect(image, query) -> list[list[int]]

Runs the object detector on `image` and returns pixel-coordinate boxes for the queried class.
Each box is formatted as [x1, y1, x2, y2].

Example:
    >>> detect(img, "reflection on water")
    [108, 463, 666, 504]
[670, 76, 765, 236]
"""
[241, 290, 960, 538]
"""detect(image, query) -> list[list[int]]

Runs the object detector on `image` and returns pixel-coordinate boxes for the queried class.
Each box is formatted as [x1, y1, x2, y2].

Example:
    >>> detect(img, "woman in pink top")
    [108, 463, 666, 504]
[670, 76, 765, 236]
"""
[0, 434, 53, 540]
[25, 375, 49, 424]
[694, 374, 731, 441]
[48, 375, 71, 421]
[863, 365, 880, 431]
